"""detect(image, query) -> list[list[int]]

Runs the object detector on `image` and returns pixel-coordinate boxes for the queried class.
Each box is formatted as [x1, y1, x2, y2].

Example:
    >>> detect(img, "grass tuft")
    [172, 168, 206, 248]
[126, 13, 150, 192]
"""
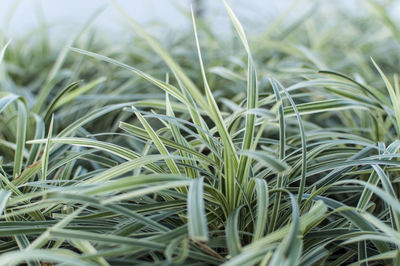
[1, 0, 400, 264]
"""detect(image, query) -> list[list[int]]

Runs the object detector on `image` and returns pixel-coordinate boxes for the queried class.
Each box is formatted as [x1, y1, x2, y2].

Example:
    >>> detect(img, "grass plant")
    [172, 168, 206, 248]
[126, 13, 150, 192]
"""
[1, 0, 400, 265]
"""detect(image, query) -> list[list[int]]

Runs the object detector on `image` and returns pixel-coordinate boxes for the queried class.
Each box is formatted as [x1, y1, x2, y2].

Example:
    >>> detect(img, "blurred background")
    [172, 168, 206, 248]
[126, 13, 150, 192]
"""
[1, 0, 399, 98]
[1, 0, 318, 38]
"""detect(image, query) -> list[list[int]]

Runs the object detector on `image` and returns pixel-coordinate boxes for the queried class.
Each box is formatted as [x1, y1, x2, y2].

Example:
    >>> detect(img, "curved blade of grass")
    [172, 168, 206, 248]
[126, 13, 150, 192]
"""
[28, 137, 164, 173]
[223, 200, 327, 266]
[226, 205, 243, 256]
[270, 194, 301, 266]
[43, 80, 82, 122]
[54, 77, 106, 109]
[188, 177, 209, 242]
[253, 178, 269, 241]
[119, 122, 216, 165]
[303, 193, 389, 253]
[80, 154, 184, 185]
[0, 190, 11, 216]
[0, 249, 93, 266]
[166, 93, 198, 178]
[0, 39, 11, 65]
[46, 192, 169, 232]
[0, 94, 20, 114]
[268, 78, 286, 233]
[283, 98, 368, 116]
[0, 171, 23, 196]
[13, 100, 27, 179]
[26, 114, 45, 166]
[52, 228, 165, 250]
[372, 164, 400, 230]
[318, 70, 387, 104]
[240, 150, 289, 174]
[337, 179, 400, 216]
[69, 48, 187, 104]
[221, 0, 258, 191]
[102, 180, 190, 204]
[371, 58, 400, 135]
[192, 9, 238, 211]
[83, 174, 189, 196]
[57, 102, 134, 137]
[132, 107, 180, 175]
[278, 80, 307, 204]
[41, 115, 53, 182]
[13, 160, 42, 187]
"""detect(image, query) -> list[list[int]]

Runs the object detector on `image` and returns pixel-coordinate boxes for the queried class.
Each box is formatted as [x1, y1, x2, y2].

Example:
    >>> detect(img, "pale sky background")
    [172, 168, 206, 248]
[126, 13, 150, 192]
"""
[0, 0, 379, 42]
[0, 0, 302, 38]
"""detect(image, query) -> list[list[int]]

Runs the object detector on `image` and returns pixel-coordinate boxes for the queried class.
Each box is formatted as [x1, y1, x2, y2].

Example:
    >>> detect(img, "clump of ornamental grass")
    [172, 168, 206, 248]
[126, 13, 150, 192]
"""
[0, 0, 400, 265]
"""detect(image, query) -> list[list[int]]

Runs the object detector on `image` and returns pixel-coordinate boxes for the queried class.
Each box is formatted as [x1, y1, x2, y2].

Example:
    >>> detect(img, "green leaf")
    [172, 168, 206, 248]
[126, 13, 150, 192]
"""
[0, 39, 11, 65]
[240, 150, 289, 174]
[270, 194, 302, 266]
[253, 179, 268, 241]
[132, 107, 180, 175]
[13, 101, 27, 179]
[41, 115, 54, 181]
[0, 190, 11, 216]
[226, 205, 243, 256]
[188, 177, 209, 242]
[43, 80, 82, 122]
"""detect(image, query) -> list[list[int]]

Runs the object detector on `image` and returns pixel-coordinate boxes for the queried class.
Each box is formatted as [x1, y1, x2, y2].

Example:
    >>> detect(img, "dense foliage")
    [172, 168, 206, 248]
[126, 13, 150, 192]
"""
[1, 1, 400, 265]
